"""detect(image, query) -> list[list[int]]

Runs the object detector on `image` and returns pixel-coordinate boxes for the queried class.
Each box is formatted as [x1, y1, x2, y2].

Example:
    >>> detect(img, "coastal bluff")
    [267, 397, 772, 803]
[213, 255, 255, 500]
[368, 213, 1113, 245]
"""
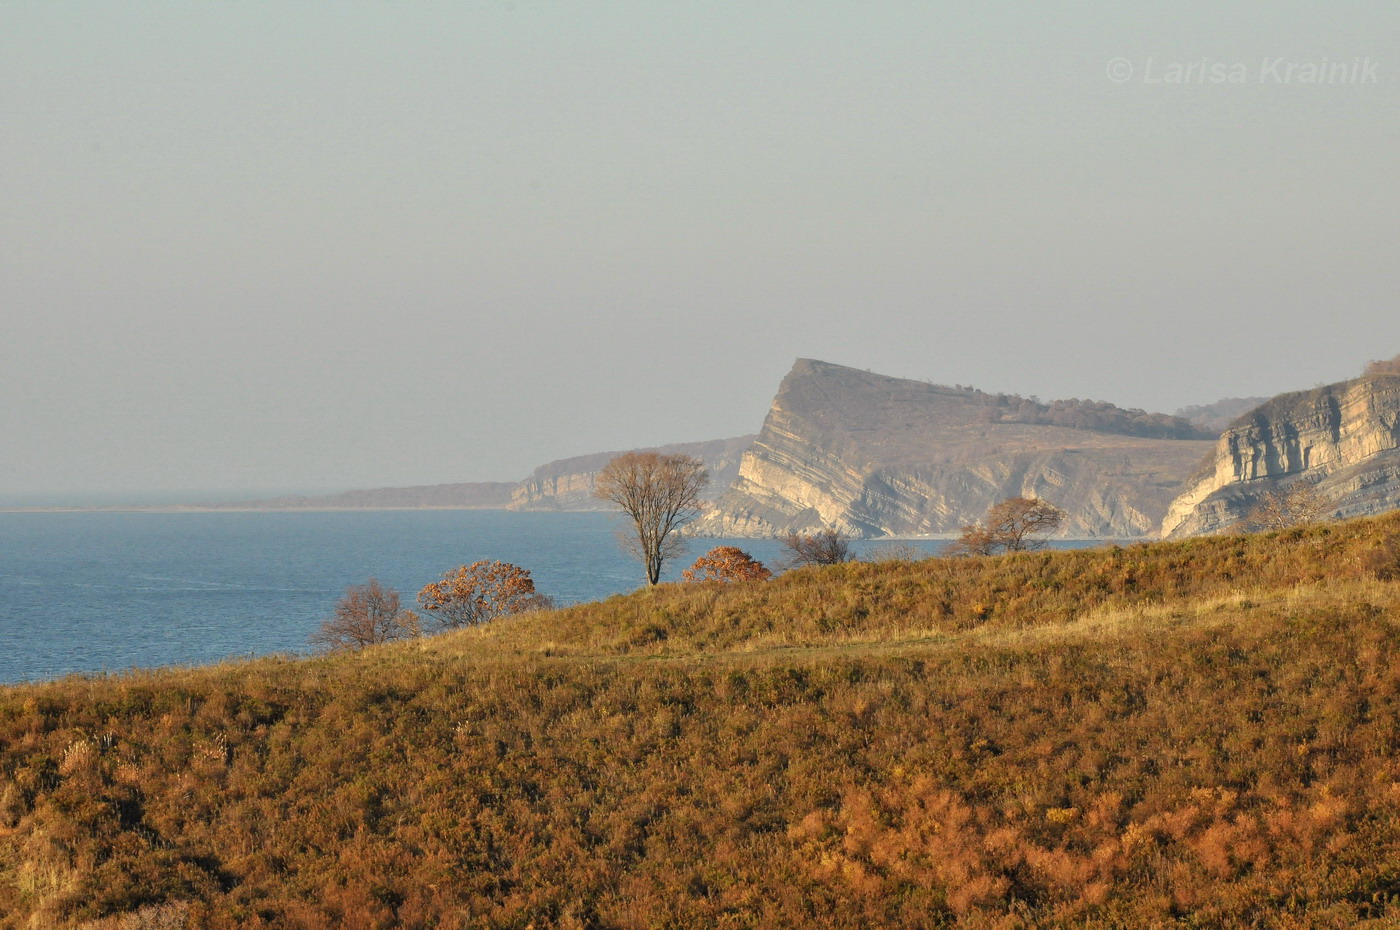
[1161, 370, 1400, 537]
[694, 359, 1216, 539]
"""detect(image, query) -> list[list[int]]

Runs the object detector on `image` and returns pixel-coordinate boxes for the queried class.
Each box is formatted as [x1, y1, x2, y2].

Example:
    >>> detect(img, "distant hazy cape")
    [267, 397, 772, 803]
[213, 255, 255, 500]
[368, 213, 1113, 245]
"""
[195, 436, 754, 514]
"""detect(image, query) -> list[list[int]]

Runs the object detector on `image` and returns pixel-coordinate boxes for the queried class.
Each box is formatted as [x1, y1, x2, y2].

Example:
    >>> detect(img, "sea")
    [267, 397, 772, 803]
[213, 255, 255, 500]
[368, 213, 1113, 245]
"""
[0, 510, 954, 685]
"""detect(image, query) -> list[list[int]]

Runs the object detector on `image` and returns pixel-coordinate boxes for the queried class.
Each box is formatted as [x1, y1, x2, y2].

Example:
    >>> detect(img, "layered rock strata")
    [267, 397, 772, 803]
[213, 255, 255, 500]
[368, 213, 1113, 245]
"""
[696, 359, 1216, 539]
[1161, 374, 1400, 537]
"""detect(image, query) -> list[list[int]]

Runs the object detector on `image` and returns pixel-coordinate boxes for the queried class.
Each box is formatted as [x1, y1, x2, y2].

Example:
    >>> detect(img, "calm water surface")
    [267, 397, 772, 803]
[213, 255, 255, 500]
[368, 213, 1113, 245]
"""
[0, 510, 952, 684]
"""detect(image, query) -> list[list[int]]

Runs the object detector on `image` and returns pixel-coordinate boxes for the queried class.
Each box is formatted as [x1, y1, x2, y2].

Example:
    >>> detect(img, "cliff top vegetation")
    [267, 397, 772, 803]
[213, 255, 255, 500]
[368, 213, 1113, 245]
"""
[785, 359, 1216, 442]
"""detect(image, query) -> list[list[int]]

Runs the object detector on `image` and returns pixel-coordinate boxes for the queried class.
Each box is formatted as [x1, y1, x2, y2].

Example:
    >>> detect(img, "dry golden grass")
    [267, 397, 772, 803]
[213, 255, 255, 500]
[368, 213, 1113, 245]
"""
[3, 514, 1400, 927]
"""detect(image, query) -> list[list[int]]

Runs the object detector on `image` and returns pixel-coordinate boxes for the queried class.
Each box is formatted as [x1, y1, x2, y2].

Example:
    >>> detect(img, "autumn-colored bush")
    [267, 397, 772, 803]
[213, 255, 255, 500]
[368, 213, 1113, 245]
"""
[681, 546, 771, 583]
[3, 513, 1400, 927]
[416, 560, 542, 629]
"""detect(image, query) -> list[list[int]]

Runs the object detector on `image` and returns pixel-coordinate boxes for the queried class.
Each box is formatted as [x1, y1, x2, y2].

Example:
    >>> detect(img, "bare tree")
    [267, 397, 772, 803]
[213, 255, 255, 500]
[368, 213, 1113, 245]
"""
[947, 497, 1065, 556]
[780, 528, 855, 569]
[1247, 481, 1334, 531]
[594, 452, 708, 585]
[867, 541, 927, 563]
[310, 580, 419, 653]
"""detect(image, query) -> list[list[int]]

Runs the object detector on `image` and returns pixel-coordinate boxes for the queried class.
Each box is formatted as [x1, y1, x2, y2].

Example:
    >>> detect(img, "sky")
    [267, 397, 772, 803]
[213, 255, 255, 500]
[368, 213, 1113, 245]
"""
[3, 2, 1399, 502]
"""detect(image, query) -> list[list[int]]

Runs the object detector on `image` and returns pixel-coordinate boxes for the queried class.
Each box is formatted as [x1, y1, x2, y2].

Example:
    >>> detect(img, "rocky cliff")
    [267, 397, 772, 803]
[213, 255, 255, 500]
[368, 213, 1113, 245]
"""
[1161, 373, 1400, 537]
[507, 436, 754, 511]
[695, 359, 1216, 539]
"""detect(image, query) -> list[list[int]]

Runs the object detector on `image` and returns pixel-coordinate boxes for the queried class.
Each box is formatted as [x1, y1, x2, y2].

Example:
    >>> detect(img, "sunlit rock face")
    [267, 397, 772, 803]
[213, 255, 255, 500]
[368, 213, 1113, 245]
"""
[695, 359, 1216, 539]
[1162, 374, 1400, 538]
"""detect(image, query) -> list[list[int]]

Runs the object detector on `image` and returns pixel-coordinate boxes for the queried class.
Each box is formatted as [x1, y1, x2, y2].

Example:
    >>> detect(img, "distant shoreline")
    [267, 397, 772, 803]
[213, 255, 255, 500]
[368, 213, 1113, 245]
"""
[0, 507, 1140, 542]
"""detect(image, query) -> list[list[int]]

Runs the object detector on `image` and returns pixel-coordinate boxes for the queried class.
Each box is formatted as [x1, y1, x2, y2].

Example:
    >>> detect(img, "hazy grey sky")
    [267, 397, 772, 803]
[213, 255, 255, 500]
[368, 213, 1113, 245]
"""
[4, 2, 1398, 501]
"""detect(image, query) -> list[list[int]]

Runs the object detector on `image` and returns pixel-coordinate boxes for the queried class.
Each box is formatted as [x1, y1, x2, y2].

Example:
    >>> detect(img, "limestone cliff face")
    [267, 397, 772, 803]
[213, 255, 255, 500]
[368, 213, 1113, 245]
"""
[695, 360, 1216, 539]
[507, 436, 754, 511]
[1161, 374, 1400, 537]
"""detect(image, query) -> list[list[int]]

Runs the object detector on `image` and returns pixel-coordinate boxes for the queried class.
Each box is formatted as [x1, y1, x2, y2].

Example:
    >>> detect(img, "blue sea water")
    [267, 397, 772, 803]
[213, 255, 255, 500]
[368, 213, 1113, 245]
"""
[0, 510, 950, 685]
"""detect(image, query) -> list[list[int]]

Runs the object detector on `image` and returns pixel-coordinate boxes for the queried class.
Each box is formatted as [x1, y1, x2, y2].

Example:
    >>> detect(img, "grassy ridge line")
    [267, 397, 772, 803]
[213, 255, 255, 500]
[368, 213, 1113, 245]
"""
[1, 515, 1399, 928]
[424, 514, 1400, 660]
[415, 579, 1390, 671]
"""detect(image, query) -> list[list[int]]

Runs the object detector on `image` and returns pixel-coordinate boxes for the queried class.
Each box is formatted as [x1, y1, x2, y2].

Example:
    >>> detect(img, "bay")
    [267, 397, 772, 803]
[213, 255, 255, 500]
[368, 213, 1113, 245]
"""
[0, 510, 951, 684]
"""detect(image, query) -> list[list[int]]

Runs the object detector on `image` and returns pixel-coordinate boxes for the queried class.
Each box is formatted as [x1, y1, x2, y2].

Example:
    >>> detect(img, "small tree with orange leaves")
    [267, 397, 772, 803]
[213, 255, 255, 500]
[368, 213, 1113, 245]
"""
[417, 561, 544, 630]
[681, 546, 772, 583]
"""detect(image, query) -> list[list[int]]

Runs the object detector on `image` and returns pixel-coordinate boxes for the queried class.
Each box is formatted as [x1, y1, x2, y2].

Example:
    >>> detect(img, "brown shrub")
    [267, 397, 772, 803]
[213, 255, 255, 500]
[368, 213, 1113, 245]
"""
[1364, 533, 1400, 580]
[681, 546, 772, 583]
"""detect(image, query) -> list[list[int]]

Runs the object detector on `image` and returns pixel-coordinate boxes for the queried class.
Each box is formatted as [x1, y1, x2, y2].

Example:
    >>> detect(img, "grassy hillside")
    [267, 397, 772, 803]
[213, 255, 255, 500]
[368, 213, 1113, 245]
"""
[4, 518, 1400, 928]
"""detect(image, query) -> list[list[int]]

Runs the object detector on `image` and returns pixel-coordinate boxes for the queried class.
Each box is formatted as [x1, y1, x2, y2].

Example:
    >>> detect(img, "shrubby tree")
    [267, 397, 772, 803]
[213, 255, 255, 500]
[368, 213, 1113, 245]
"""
[682, 546, 772, 583]
[417, 561, 546, 629]
[948, 497, 1065, 556]
[1247, 481, 1333, 531]
[593, 452, 708, 585]
[310, 579, 419, 653]
[779, 528, 855, 569]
